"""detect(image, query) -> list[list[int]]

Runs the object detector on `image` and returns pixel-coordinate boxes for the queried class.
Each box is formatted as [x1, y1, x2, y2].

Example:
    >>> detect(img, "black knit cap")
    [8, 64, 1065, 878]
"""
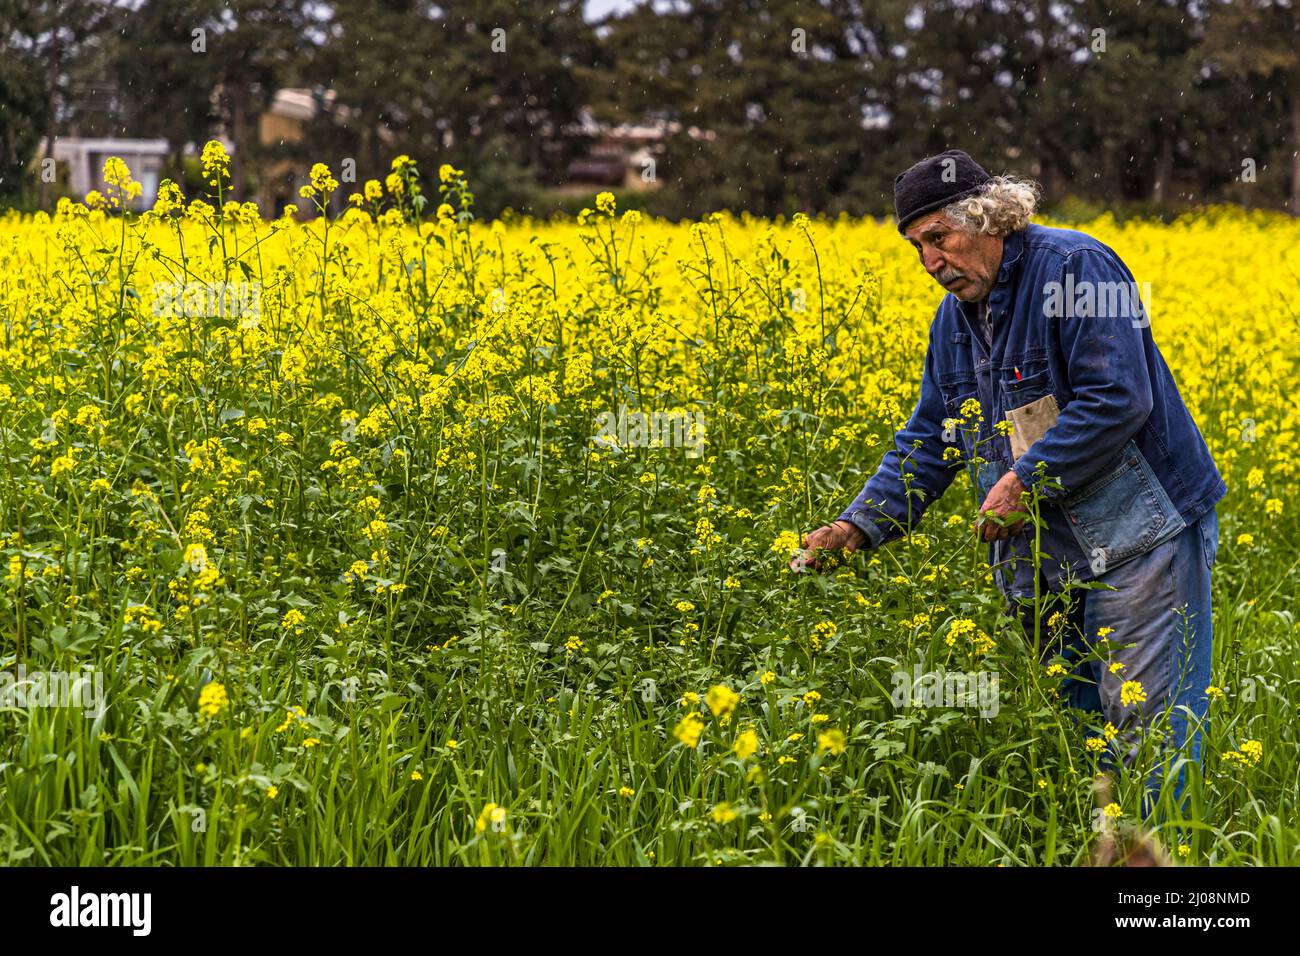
[894, 149, 992, 235]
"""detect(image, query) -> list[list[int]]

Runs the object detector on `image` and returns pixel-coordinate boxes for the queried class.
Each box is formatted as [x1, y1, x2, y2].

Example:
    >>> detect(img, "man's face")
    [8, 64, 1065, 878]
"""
[904, 212, 1004, 302]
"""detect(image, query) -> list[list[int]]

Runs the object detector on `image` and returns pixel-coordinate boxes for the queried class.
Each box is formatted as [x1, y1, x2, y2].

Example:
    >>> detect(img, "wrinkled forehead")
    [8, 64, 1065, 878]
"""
[903, 211, 959, 244]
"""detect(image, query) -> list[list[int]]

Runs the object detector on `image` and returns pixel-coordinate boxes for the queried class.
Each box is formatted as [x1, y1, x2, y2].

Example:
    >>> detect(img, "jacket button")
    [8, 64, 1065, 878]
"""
[1127, 457, 1137, 466]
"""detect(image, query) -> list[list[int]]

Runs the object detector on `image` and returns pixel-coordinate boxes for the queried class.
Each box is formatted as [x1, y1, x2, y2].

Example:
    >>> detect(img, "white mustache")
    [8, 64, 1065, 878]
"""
[937, 269, 964, 285]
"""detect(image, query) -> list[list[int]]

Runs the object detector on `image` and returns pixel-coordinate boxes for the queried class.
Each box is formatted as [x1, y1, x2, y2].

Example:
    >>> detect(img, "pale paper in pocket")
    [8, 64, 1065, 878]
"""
[1006, 394, 1060, 461]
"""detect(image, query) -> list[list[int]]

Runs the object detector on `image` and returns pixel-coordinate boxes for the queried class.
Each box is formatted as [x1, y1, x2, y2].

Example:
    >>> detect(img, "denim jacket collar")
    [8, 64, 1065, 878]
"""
[996, 226, 1027, 282]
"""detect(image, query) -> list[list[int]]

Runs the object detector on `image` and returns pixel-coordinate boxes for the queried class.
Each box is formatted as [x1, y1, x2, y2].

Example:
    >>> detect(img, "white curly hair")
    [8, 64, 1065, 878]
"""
[942, 175, 1042, 237]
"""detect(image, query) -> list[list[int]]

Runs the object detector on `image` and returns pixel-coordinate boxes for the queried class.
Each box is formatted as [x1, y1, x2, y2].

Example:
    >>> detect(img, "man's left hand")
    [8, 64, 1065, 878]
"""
[974, 470, 1030, 541]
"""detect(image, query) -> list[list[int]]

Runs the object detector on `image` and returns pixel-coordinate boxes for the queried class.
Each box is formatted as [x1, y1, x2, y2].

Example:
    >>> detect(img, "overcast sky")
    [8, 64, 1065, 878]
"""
[585, 0, 640, 21]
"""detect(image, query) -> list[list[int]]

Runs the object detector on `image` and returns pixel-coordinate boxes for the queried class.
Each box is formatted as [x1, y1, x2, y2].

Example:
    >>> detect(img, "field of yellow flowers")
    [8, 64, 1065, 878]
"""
[0, 147, 1296, 865]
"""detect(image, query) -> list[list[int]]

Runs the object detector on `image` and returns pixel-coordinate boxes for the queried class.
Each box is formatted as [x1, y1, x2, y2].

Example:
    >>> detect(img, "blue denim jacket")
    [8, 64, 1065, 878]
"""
[837, 223, 1227, 597]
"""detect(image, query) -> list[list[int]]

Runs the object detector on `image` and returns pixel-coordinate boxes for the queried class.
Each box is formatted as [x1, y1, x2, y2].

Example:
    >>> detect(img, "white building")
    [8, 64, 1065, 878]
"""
[51, 138, 170, 210]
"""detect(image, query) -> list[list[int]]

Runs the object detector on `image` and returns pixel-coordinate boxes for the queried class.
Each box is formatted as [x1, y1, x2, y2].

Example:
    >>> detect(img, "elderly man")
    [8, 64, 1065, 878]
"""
[799, 149, 1226, 813]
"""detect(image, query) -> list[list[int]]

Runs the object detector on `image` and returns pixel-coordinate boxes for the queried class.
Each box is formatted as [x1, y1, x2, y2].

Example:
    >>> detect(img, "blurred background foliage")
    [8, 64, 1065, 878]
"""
[1, 0, 1297, 219]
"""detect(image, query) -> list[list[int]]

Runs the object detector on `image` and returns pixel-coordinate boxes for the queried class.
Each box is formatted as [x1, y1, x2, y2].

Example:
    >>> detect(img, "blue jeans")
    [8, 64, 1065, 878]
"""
[1013, 507, 1218, 817]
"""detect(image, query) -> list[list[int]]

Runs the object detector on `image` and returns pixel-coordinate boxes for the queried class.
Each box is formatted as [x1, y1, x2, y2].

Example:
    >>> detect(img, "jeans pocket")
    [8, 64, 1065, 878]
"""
[1200, 509, 1219, 569]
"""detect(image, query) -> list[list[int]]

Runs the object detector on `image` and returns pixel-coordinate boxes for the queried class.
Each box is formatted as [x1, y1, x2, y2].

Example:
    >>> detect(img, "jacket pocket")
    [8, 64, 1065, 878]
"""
[1060, 438, 1186, 572]
[938, 375, 978, 458]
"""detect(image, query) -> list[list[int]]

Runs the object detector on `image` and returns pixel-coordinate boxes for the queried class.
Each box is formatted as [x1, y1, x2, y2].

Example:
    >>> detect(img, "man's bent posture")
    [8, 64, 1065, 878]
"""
[800, 149, 1226, 813]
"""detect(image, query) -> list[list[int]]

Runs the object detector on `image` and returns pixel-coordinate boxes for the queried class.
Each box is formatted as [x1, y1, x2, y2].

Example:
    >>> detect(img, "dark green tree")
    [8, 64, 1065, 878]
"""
[597, 0, 874, 217]
[1203, 0, 1300, 213]
[314, 0, 594, 193]
[0, 1, 48, 202]
[1, 0, 115, 205]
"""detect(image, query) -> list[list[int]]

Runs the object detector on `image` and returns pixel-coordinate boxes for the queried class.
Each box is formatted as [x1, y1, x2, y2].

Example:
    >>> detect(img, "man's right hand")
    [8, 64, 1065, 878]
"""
[791, 520, 867, 573]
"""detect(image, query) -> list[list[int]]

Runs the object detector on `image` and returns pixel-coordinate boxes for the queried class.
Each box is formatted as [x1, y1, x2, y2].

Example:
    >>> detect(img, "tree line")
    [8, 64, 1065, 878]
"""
[2, 0, 1297, 217]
